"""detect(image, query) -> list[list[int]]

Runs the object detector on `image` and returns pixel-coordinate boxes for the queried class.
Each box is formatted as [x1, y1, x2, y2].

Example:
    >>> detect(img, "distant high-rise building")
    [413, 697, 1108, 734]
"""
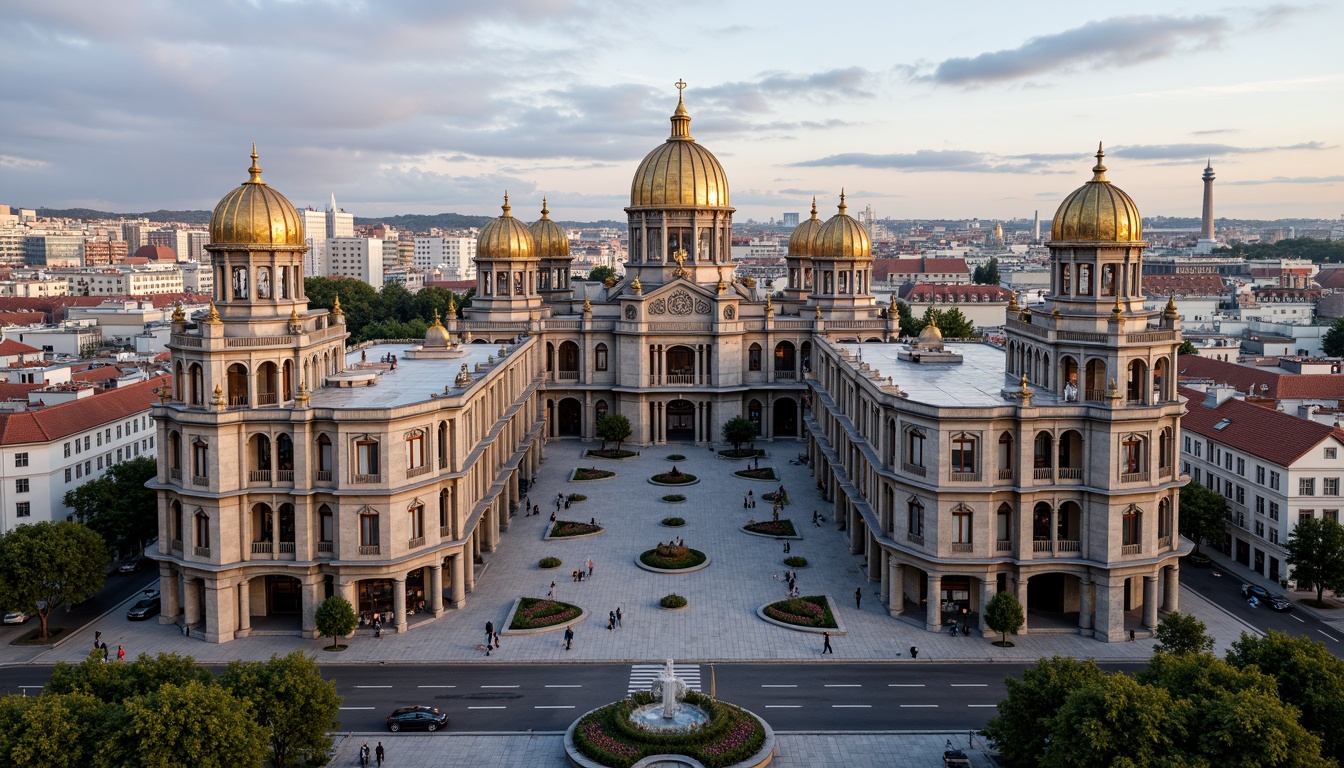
[1195, 162, 1217, 254]
[1033, 210, 1040, 243]
[121, 221, 148, 253]
[414, 236, 477, 281]
[326, 193, 354, 238]
[83, 239, 128, 266]
[147, 228, 190, 261]
[782, 212, 800, 228]
[186, 230, 209, 262]
[327, 236, 383, 286]
[24, 235, 84, 268]
[300, 208, 328, 278]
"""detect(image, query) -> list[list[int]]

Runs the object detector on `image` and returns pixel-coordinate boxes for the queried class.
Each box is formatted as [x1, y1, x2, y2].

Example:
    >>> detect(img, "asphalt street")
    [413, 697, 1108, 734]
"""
[1178, 555, 1344, 655]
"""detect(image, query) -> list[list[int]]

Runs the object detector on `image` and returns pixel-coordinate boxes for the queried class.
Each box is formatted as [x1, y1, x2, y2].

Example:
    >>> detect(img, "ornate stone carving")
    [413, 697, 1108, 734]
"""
[625, 305, 637, 320]
[694, 298, 710, 314]
[650, 298, 667, 315]
[669, 290, 693, 315]
[723, 305, 735, 320]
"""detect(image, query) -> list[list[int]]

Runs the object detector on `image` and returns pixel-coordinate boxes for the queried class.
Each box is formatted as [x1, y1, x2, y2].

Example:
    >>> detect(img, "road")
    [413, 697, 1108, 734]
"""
[1179, 556, 1344, 656]
[0, 567, 158, 642]
[0, 661, 1147, 733]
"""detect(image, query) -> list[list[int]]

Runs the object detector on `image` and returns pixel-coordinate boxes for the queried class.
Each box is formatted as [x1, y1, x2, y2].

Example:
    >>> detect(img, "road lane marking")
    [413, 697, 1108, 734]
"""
[765, 705, 802, 709]
[1292, 615, 1305, 622]
[900, 704, 938, 708]
[468, 706, 507, 709]
[1317, 630, 1339, 642]
[950, 684, 988, 687]
[889, 684, 925, 687]
[481, 685, 520, 688]
[340, 707, 376, 710]
[417, 685, 456, 688]
[832, 704, 871, 708]
[824, 684, 861, 688]
[546, 685, 583, 688]
[535, 705, 575, 709]
[968, 704, 998, 708]
[355, 685, 393, 689]
[761, 684, 797, 688]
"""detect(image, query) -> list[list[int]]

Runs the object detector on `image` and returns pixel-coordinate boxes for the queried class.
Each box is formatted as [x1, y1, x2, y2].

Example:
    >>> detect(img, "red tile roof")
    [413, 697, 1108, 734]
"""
[0, 376, 167, 446]
[1177, 355, 1344, 400]
[0, 339, 41, 358]
[1180, 386, 1342, 466]
[1144, 273, 1227, 297]
[71, 366, 124, 385]
[873, 257, 970, 282]
[900, 283, 1011, 302]
[1315, 268, 1344, 290]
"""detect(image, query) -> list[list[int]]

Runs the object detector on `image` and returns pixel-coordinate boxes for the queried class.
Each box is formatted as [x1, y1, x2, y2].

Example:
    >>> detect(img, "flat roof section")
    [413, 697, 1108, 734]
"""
[305, 342, 504, 410]
[840, 343, 1010, 408]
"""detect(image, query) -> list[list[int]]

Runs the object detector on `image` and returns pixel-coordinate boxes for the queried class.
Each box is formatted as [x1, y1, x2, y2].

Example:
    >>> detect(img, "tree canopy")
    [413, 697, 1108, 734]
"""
[1177, 339, 1199, 356]
[1214, 237, 1344, 264]
[0, 521, 107, 639]
[972, 257, 1000, 285]
[983, 590, 1024, 646]
[303, 278, 473, 344]
[63, 455, 157, 557]
[1152, 611, 1215, 656]
[595, 413, 632, 452]
[1284, 515, 1344, 603]
[220, 652, 341, 768]
[314, 595, 357, 651]
[722, 416, 758, 450]
[1323, 318, 1344, 358]
[1179, 481, 1228, 555]
[587, 265, 617, 283]
[1227, 631, 1344, 762]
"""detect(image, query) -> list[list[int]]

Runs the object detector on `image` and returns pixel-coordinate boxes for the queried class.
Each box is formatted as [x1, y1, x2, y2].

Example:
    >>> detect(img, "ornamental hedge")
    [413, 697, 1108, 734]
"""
[783, 556, 808, 567]
[744, 520, 797, 537]
[573, 467, 616, 481]
[763, 595, 836, 629]
[573, 690, 766, 768]
[660, 594, 688, 609]
[662, 517, 686, 526]
[587, 449, 638, 459]
[718, 448, 765, 459]
[510, 597, 581, 630]
[539, 557, 562, 569]
[661, 494, 686, 503]
[567, 493, 588, 502]
[640, 547, 708, 570]
[651, 470, 697, 484]
[666, 454, 686, 461]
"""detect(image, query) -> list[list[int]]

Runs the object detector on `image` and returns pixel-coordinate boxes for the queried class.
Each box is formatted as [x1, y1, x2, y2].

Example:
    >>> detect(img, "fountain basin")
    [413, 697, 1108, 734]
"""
[628, 702, 709, 733]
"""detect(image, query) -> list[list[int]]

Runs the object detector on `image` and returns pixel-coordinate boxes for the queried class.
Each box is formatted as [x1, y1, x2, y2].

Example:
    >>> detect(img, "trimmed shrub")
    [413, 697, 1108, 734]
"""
[660, 594, 688, 609]
[539, 556, 562, 569]
[666, 454, 686, 461]
[587, 448, 638, 459]
[744, 519, 797, 537]
[510, 598, 581, 629]
[651, 470, 697, 484]
[783, 556, 808, 567]
[567, 493, 588, 502]
[662, 494, 686, 502]
[718, 448, 765, 459]
[661, 517, 685, 526]
[734, 467, 777, 480]
[763, 595, 837, 629]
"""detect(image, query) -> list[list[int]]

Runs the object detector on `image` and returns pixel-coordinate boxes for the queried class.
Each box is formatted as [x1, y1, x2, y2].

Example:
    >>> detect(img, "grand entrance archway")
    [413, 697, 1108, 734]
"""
[266, 575, 302, 614]
[773, 397, 798, 436]
[666, 399, 695, 441]
[557, 398, 582, 437]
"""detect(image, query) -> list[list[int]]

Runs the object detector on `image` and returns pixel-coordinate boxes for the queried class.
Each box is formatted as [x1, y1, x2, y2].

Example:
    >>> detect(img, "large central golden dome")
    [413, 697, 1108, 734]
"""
[629, 85, 730, 209]
[1051, 145, 1143, 243]
[209, 146, 304, 248]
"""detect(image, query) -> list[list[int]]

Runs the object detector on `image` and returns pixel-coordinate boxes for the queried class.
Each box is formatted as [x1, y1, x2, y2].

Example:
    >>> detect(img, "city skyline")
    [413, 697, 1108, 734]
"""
[1, 1, 1340, 223]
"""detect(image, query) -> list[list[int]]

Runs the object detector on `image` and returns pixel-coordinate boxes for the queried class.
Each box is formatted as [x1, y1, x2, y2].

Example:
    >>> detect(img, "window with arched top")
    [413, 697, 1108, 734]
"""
[318, 504, 334, 548]
[907, 497, 925, 540]
[594, 343, 608, 372]
[170, 499, 183, 544]
[1123, 505, 1142, 547]
[748, 343, 762, 371]
[996, 503, 1012, 546]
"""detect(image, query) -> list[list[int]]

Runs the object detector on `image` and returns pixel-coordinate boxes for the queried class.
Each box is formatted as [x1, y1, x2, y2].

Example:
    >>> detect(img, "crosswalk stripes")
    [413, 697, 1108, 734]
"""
[627, 664, 701, 694]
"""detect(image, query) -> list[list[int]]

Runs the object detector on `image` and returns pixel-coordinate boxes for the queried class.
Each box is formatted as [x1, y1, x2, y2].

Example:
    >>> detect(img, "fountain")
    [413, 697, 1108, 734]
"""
[627, 659, 710, 732]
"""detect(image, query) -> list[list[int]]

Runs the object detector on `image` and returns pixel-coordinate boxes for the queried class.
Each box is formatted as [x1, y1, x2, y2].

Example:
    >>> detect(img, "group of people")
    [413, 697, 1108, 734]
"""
[606, 607, 623, 631]
[482, 621, 501, 655]
[358, 741, 385, 766]
[775, 569, 802, 598]
[359, 612, 393, 637]
[91, 631, 123, 662]
[570, 558, 595, 582]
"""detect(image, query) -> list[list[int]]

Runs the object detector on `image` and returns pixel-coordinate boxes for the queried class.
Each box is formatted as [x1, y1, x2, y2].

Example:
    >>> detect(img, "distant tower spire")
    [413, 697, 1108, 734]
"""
[1196, 162, 1217, 253]
[329, 192, 337, 212]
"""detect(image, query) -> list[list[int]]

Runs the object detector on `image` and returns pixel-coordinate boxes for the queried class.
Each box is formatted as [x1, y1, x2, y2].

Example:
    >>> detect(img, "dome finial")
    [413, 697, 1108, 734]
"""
[837, 189, 847, 216]
[540, 196, 549, 219]
[501, 192, 512, 217]
[247, 143, 263, 184]
[810, 197, 818, 218]
[669, 79, 691, 139]
[1091, 142, 1108, 182]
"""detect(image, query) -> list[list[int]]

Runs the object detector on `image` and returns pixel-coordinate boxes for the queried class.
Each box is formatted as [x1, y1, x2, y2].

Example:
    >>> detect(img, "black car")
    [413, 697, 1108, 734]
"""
[127, 596, 160, 620]
[386, 706, 448, 732]
[1268, 595, 1294, 612]
[1241, 583, 1271, 601]
[1185, 552, 1212, 567]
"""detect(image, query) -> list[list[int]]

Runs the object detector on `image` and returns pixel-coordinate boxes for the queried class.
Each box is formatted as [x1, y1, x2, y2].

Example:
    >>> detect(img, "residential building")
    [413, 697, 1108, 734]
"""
[327, 237, 384, 286]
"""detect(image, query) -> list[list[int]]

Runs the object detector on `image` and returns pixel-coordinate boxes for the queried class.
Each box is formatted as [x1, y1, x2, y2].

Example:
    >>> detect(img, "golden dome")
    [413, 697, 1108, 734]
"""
[629, 82, 730, 209]
[477, 193, 537, 260]
[209, 145, 305, 248]
[529, 198, 570, 260]
[919, 323, 943, 341]
[424, 310, 451, 347]
[815, 192, 872, 260]
[1051, 144, 1143, 243]
[788, 197, 824, 257]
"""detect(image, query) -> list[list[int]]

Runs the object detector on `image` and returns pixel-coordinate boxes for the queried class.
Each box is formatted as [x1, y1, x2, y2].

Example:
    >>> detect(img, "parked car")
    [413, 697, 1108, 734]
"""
[118, 555, 149, 574]
[127, 596, 161, 620]
[1241, 583, 1271, 601]
[386, 706, 448, 732]
[1268, 595, 1294, 612]
[1185, 552, 1212, 567]
[2, 611, 29, 625]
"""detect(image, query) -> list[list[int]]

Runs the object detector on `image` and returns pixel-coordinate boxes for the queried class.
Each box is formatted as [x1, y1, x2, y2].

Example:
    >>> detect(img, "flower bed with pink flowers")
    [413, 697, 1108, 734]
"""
[572, 689, 767, 768]
[762, 595, 836, 629]
[508, 598, 581, 630]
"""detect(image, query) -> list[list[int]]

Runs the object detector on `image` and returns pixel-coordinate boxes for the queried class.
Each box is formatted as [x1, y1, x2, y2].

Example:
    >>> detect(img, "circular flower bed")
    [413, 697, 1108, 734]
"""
[573, 467, 616, 481]
[539, 556, 562, 569]
[651, 469, 698, 484]
[567, 493, 587, 502]
[661, 494, 686, 503]
[734, 467, 777, 480]
[587, 449, 638, 459]
[640, 544, 708, 570]
[550, 520, 603, 538]
[510, 597, 582, 630]
[660, 593, 688, 609]
[743, 520, 797, 537]
[763, 595, 836, 629]
[666, 454, 686, 461]
[719, 448, 765, 459]
[783, 556, 808, 568]
[573, 690, 767, 768]
[662, 516, 685, 526]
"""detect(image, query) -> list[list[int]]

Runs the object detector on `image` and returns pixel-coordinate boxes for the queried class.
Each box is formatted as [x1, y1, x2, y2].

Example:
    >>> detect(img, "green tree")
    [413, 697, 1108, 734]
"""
[595, 413, 632, 452]
[62, 455, 157, 557]
[0, 521, 107, 639]
[587, 265, 617, 283]
[220, 652, 341, 768]
[722, 416, 757, 452]
[984, 590, 1024, 646]
[981, 655, 1106, 767]
[313, 595, 356, 651]
[894, 300, 923, 337]
[1041, 673, 1187, 768]
[935, 307, 977, 338]
[0, 691, 108, 768]
[1177, 339, 1199, 355]
[1152, 611, 1215, 656]
[47, 652, 213, 704]
[376, 282, 414, 323]
[1179, 481, 1227, 555]
[1284, 516, 1344, 603]
[973, 257, 1000, 285]
[304, 277, 380, 340]
[105, 680, 266, 768]
[1323, 317, 1344, 358]
[1227, 631, 1344, 761]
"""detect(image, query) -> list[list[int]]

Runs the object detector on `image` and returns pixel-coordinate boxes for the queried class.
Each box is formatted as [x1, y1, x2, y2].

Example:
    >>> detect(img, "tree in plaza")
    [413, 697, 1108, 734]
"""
[1179, 480, 1227, 555]
[1284, 515, 1344, 604]
[105, 680, 266, 768]
[1040, 673, 1187, 768]
[595, 413, 632, 452]
[220, 652, 342, 768]
[587, 265, 617, 283]
[314, 595, 357, 651]
[983, 590, 1024, 647]
[1177, 339, 1200, 355]
[0, 521, 107, 639]
[981, 655, 1105, 767]
[1151, 611, 1215, 656]
[722, 416, 758, 452]
[1323, 317, 1344, 357]
[62, 455, 157, 557]
[1227, 631, 1344, 761]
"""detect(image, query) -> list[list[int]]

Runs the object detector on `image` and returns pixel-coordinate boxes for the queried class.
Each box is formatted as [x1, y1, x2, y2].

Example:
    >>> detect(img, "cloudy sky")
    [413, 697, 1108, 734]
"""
[1, 0, 1340, 223]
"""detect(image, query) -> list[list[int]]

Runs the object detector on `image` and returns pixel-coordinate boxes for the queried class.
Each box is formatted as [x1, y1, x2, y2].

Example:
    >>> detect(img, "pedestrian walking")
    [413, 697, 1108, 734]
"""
[375, 741, 385, 766]
[360, 742, 371, 766]
[547, 582, 556, 599]
[822, 631, 833, 654]
[564, 626, 574, 650]
[772, 507, 779, 522]
[607, 612, 615, 631]
[588, 558, 594, 578]
[486, 620, 494, 637]
[743, 495, 749, 509]
[910, 646, 918, 659]
[961, 624, 970, 637]
[550, 510, 557, 522]
[855, 587, 862, 609]
[493, 632, 500, 649]
[117, 645, 125, 662]
[93, 630, 101, 648]
[100, 642, 108, 662]
[616, 607, 623, 627]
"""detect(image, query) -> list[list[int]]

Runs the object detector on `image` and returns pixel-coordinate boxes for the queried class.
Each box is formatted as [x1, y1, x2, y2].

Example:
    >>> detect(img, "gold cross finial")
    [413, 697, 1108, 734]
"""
[676, 78, 687, 95]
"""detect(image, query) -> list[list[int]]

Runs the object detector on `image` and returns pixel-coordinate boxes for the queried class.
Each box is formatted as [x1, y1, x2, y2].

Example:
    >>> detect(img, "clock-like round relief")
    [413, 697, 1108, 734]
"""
[723, 306, 735, 319]
[625, 305, 637, 320]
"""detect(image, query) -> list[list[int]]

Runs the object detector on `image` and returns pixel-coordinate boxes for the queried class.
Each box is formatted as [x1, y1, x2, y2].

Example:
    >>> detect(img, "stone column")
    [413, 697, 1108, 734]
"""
[1078, 576, 1094, 635]
[236, 578, 251, 637]
[1163, 564, 1180, 612]
[879, 549, 890, 603]
[204, 579, 232, 643]
[430, 565, 444, 614]
[1143, 575, 1159, 629]
[159, 564, 182, 623]
[483, 502, 498, 552]
[1095, 578, 1125, 642]
[867, 533, 881, 582]
[926, 573, 942, 632]
[183, 577, 201, 627]
[464, 538, 477, 592]
[1015, 576, 1029, 634]
[978, 578, 991, 634]
[301, 575, 321, 637]
[450, 553, 466, 608]
[393, 578, 408, 633]
[889, 561, 904, 616]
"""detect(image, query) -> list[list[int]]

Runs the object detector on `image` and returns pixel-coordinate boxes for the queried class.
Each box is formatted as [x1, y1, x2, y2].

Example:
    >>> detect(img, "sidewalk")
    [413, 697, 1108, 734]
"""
[27, 441, 1258, 668]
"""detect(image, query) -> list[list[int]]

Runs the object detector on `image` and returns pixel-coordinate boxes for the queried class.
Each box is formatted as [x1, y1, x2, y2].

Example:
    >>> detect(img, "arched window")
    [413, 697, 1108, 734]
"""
[437, 421, 448, 470]
[250, 434, 272, 473]
[594, 399, 609, 424]
[170, 499, 183, 545]
[193, 509, 210, 552]
[316, 434, 333, 477]
[1032, 502, 1052, 541]
[907, 497, 925, 541]
[1123, 505, 1142, 548]
[168, 431, 182, 474]
[997, 432, 1013, 479]
[359, 507, 380, 552]
[747, 399, 762, 433]
[996, 503, 1012, 547]
[748, 343, 762, 372]
[1159, 428, 1173, 471]
[774, 341, 796, 374]
[276, 434, 293, 473]
[1158, 499, 1172, 541]
[188, 363, 204, 405]
[318, 504, 334, 550]
[1033, 431, 1053, 469]
[173, 361, 184, 401]
[226, 363, 249, 407]
[594, 343, 608, 372]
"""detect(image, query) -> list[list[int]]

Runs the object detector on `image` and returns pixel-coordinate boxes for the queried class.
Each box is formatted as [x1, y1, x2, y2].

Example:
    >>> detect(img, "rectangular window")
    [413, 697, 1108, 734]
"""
[1194, 442, 1202, 458]
[1329, 448, 1338, 460]
[595, 346, 608, 371]
[1327, 478, 1339, 496]
[1255, 521, 1265, 537]
[16, 502, 29, 518]
[117, 448, 123, 462]
[1236, 457, 1245, 476]
[409, 505, 424, 539]
[1193, 467, 1201, 483]
[193, 442, 208, 478]
[357, 441, 380, 476]
[952, 509, 972, 544]
[96, 432, 102, 446]
[1225, 452, 1233, 471]
[1301, 478, 1317, 496]
[97, 456, 103, 470]
[1183, 436, 1191, 452]
[951, 436, 976, 474]
[85, 461, 91, 475]
[1270, 471, 1280, 490]
[105, 428, 111, 442]
[1257, 465, 1266, 484]
[1256, 496, 1265, 514]
[75, 464, 82, 479]
[1270, 528, 1279, 545]
[1299, 510, 1313, 524]
[360, 513, 380, 547]
[906, 429, 925, 468]
[1236, 485, 1245, 504]
[1269, 502, 1280, 521]
[64, 443, 70, 458]
[64, 468, 71, 483]
[406, 434, 424, 469]
[84, 436, 90, 450]
[1328, 510, 1340, 523]
[14, 479, 28, 493]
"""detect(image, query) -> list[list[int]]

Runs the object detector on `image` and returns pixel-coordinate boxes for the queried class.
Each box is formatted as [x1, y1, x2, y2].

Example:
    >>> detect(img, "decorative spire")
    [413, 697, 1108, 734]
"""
[289, 306, 299, 321]
[539, 197, 550, 220]
[171, 301, 185, 323]
[205, 301, 221, 325]
[500, 192, 512, 217]
[1110, 294, 1124, 320]
[446, 295, 457, 314]
[247, 143, 263, 184]
[670, 79, 692, 139]
[1007, 292, 1019, 311]
[810, 197, 818, 219]
[837, 189, 847, 216]
[1091, 142, 1108, 182]
[631, 276, 642, 294]
[583, 298, 592, 313]
[332, 295, 343, 316]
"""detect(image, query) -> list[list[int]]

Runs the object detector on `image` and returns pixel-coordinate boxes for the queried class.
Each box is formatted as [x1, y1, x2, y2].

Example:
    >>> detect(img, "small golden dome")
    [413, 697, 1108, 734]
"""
[477, 193, 537, 260]
[425, 310, 451, 347]
[918, 323, 943, 341]
[629, 82, 730, 209]
[209, 145, 304, 248]
[815, 191, 872, 260]
[529, 198, 571, 260]
[788, 197, 824, 257]
[1051, 144, 1143, 243]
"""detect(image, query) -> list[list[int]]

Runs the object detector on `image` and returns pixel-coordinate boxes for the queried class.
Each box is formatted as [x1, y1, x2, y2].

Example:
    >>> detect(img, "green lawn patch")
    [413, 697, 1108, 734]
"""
[719, 448, 765, 459]
[651, 471, 697, 484]
[640, 545, 708, 570]
[509, 598, 582, 630]
[550, 520, 603, 538]
[666, 454, 686, 461]
[762, 595, 837, 629]
[587, 449, 638, 459]
[744, 519, 797, 537]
